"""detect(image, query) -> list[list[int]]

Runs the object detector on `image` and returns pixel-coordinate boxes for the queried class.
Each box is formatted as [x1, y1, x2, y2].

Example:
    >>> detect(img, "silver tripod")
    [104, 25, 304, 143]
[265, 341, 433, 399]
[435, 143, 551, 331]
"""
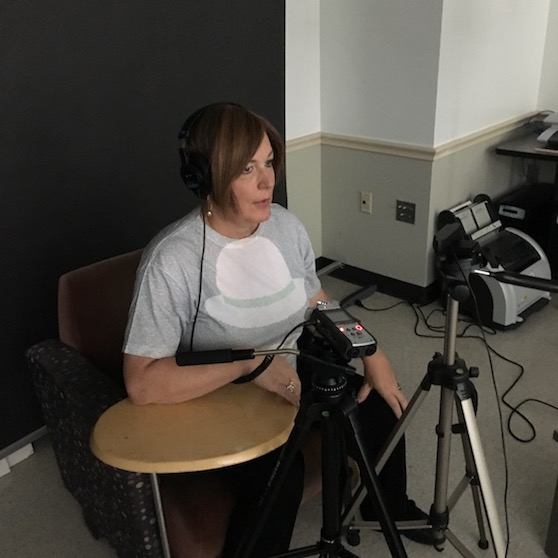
[343, 284, 507, 558]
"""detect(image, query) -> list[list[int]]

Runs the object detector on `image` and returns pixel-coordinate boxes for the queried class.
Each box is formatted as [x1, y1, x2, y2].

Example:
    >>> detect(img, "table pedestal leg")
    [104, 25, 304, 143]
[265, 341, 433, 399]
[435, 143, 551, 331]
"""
[150, 473, 172, 558]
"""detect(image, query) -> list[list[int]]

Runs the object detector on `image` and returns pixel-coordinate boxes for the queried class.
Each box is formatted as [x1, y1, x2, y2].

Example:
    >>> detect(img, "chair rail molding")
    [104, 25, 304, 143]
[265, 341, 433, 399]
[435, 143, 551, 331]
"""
[286, 111, 538, 160]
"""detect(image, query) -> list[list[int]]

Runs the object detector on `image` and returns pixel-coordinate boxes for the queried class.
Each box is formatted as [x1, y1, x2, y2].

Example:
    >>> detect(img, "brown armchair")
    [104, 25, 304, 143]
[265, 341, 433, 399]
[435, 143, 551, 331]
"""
[25, 250, 233, 558]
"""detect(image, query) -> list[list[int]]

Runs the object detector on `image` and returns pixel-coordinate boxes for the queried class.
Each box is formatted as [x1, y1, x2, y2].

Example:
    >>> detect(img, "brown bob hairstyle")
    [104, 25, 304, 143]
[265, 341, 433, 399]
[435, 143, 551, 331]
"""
[182, 103, 285, 211]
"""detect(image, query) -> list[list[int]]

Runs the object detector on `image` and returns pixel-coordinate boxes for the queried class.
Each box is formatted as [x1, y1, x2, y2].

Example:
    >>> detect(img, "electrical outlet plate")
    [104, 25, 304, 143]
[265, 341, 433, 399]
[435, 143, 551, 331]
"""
[360, 191, 372, 214]
[396, 200, 416, 224]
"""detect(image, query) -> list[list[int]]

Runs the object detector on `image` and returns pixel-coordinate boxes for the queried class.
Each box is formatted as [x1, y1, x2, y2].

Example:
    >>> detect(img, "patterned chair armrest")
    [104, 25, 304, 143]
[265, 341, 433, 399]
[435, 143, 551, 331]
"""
[26, 338, 126, 424]
[26, 339, 164, 558]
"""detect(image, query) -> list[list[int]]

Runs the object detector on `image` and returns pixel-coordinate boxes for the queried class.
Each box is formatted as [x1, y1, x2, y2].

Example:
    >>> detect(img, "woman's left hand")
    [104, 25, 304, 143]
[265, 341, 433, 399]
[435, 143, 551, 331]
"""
[357, 348, 408, 419]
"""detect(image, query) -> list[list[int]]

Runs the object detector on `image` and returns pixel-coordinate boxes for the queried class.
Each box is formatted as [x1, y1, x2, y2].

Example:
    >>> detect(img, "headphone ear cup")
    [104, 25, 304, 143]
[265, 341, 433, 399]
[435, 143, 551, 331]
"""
[180, 150, 211, 200]
[178, 102, 242, 200]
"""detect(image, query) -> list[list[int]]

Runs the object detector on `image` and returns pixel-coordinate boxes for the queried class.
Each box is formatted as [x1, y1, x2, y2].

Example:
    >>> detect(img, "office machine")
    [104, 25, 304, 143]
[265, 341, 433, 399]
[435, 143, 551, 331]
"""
[437, 194, 551, 329]
[496, 183, 558, 279]
[537, 112, 558, 148]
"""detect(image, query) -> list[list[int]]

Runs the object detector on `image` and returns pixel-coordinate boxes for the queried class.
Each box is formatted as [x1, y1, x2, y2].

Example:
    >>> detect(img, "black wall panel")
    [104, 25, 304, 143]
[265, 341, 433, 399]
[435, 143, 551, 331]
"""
[0, 1, 286, 452]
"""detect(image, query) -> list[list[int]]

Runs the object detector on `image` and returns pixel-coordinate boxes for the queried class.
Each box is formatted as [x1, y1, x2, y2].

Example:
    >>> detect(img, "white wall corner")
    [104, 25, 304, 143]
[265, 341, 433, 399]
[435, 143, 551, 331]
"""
[539, 0, 558, 109]
[286, 0, 321, 141]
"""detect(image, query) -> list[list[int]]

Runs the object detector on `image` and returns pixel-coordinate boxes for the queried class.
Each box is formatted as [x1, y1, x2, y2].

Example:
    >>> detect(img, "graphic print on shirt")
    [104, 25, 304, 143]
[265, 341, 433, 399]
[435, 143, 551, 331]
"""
[204, 236, 306, 328]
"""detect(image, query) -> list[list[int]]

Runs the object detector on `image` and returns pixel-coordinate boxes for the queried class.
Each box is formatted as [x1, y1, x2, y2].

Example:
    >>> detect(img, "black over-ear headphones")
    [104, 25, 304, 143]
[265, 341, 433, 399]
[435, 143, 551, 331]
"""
[178, 102, 242, 200]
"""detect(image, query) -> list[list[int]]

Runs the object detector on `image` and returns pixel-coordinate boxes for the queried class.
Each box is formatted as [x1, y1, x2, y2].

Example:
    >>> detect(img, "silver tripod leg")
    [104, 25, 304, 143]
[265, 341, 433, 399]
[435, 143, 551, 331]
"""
[459, 399, 506, 557]
[341, 386, 429, 527]
[430, 294, 506, 557]
[431, 390, 506, 557]
[343, 291, 507, 557]
[431, 385, 455, 543]
[453, 404, 489, 548]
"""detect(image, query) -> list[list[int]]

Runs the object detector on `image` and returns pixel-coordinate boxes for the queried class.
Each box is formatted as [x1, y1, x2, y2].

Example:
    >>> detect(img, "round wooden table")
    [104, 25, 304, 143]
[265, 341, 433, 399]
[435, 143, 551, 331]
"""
[90, 382, 297, 557]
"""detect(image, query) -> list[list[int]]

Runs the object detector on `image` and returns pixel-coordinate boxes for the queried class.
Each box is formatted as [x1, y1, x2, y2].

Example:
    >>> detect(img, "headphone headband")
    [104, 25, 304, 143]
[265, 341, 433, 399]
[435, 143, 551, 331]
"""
[178, 102, 242, 199]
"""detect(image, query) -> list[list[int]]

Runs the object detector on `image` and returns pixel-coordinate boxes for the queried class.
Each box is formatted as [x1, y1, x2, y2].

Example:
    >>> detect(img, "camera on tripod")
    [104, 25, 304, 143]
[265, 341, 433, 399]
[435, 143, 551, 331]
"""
[309, 300, 377, 362]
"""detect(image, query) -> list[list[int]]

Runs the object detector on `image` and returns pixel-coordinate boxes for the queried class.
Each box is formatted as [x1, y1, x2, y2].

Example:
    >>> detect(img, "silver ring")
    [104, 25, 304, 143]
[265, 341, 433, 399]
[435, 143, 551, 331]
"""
[286, 379, 296, 393]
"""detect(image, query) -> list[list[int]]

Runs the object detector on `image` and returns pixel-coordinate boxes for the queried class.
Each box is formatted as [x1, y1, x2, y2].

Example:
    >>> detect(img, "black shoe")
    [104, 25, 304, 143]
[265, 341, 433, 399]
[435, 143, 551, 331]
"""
[360, 498, 436, 546]
[395, 499, 436, 546]
[395, 500, 436, 546]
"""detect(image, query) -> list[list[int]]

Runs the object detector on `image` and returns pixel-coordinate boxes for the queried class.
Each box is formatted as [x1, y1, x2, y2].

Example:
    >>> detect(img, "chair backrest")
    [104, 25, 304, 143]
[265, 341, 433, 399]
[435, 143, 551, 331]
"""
[58, 249, 143, 386]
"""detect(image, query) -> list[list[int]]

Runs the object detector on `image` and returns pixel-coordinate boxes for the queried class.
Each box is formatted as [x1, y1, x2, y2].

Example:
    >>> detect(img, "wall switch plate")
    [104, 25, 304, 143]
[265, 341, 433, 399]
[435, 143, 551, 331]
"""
[360, 191, 373, 214]
[396, 200, 416, 224]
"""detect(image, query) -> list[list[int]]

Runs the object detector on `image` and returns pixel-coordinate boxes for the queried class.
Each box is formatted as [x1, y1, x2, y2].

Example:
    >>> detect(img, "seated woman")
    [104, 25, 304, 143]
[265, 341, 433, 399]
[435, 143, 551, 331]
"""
[123, 102, 432, 557]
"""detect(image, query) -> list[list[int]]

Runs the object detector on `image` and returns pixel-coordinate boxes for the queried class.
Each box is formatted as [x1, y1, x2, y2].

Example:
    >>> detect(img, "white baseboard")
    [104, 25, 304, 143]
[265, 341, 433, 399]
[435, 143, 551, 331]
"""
[0, 443, 35, 478]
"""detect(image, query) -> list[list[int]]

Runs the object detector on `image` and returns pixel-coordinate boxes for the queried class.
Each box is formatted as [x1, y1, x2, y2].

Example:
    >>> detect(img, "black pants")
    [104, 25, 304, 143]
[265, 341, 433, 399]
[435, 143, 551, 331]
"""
[221, 362, 408, 557]
[299, 364, 409, 517]
[221, 447, 305, 557]
[347, 378, 409, 517]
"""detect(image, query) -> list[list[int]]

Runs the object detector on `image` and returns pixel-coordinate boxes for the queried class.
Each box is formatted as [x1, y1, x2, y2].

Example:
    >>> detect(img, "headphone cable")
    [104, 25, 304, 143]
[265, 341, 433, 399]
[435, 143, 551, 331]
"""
[189, 207, 207, 352]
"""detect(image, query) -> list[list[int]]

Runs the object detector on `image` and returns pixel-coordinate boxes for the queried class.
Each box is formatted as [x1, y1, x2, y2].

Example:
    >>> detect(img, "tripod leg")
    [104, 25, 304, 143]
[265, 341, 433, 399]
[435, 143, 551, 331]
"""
[232, 399, 315, 558]
[320, 409, 343, 546]
[269, 404, 363, 558]
[343, 398, 408, 558]
[342, 377, 431, 526]
[459, 398, 506, 558]
[376, 378, 431, 475]
[452, 402, 489, 549]
[430, 386, 455, 546]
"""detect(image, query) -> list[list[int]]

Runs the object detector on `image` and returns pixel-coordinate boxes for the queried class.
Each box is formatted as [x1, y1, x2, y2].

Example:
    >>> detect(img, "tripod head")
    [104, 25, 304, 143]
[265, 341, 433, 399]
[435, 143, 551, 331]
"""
[433, 222, 482, 300]
[295, 299, 380, 394]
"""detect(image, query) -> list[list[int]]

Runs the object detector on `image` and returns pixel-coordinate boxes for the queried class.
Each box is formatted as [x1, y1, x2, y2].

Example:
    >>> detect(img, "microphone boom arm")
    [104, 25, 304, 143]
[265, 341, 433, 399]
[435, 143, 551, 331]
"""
[473, 269, 558, 293]
[175, 347, 356, 375]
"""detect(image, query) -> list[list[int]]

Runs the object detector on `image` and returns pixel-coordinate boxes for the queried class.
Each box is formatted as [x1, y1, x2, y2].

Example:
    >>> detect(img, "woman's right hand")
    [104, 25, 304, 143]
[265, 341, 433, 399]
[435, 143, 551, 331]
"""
[253, 356, 301, 407]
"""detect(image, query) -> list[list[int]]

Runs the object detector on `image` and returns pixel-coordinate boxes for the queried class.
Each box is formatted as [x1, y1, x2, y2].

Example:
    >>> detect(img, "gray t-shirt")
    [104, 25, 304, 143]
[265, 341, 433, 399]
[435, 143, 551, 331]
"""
[123, 204, 321, 366]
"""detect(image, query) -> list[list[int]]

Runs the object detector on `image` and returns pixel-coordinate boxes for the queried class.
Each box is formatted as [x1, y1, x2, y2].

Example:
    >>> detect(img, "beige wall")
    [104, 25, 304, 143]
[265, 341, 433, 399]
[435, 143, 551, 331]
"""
[286, 2, 558, 292]
[289, 117, 558, 288]
[319, 145, 432, 286]
[286, 140, 322, 256]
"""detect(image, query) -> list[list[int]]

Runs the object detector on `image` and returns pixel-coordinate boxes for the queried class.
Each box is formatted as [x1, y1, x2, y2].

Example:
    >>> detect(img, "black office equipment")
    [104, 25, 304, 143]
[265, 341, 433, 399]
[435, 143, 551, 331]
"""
[496, 183, 558, 279]
[437, 194, 552, 329]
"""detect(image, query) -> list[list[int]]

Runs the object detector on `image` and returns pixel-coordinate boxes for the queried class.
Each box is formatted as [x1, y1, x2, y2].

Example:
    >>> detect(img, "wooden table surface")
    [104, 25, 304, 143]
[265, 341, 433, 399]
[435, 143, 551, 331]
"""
[90, 382, 297, 473]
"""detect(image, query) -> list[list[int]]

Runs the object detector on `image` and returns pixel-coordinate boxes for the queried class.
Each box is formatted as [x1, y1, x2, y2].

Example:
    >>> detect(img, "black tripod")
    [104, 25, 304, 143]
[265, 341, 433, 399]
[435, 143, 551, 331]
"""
[343, 284, 506, 557]
[233, 345, 408, 558]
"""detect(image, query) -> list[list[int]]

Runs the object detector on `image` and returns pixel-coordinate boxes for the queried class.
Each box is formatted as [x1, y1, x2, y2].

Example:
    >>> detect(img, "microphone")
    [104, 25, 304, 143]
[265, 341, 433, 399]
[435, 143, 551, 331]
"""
[473, 269, 558, 293]
[176, 348, 255, 366]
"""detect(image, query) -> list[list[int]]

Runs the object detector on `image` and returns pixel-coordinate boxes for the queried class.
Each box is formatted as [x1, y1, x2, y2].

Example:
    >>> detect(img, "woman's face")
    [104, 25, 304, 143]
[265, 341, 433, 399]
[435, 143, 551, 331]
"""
[212, 133, 275, 238]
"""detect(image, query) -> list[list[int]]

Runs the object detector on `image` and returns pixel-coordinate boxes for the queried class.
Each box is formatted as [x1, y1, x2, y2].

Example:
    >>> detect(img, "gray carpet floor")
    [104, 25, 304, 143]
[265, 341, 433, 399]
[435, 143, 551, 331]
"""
[1, 274, 557, 557]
